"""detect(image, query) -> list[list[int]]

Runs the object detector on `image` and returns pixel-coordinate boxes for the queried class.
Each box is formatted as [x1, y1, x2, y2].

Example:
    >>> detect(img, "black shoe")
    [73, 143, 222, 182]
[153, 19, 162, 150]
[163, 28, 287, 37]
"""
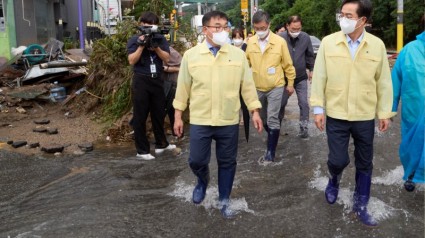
[404, 179, 416, 192]
[299, 129, 309, 138]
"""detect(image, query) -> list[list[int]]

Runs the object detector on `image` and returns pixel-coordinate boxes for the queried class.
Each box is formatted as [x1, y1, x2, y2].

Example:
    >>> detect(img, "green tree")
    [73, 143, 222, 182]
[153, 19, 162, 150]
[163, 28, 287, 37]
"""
[390, 0, 424, 46]
[131, 0, 174, 20]
[259, 0, 291, 28]
[283, 0, 339, 38]
[360, 0, 423, 48]
[370, 0, 396, 47]
[224, 0, 245, 29]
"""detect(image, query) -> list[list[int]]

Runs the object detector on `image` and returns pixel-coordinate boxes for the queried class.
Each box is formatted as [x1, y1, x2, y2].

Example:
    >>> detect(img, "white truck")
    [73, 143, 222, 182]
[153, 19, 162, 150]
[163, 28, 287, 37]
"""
[94, 0, 122, 35]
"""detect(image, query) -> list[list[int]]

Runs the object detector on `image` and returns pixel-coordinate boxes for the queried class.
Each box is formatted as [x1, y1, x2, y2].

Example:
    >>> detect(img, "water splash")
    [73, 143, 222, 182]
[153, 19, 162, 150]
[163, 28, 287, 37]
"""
[373, 166, 425, 191]
[168, 180, 255, 215]
[373, 166, 404, 186]
[308, 165, 405, 222]
[256, 156, 284, 166]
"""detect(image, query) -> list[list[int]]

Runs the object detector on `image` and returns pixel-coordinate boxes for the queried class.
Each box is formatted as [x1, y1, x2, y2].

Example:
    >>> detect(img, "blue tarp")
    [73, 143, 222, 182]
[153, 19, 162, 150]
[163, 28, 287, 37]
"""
[392, 31, 425, 183]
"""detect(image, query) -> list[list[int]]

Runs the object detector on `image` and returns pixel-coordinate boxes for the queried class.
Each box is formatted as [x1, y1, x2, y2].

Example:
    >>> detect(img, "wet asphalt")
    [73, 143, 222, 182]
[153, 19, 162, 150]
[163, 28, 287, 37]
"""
[0, 90, 424, 238]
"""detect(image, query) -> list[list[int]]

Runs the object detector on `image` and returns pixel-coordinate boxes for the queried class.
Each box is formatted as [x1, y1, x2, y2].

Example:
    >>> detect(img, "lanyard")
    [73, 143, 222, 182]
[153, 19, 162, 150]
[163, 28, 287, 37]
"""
[150, 53, 157, 74]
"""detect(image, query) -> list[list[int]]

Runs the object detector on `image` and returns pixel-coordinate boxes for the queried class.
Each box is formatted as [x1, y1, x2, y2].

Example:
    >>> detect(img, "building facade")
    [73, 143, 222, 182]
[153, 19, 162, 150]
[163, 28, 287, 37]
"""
[0, 0, 133, 60]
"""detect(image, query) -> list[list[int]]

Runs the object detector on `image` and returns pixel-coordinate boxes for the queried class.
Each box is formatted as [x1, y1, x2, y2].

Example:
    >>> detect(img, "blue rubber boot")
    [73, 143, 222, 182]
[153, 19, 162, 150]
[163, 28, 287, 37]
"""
[218, 167, 236, 219]
[192, 168, 209, 204]
[219, 199, 235, 219]
[264, 129, 280, 162]
[325, 174, 341, 204]
[353, 171, 378, 226]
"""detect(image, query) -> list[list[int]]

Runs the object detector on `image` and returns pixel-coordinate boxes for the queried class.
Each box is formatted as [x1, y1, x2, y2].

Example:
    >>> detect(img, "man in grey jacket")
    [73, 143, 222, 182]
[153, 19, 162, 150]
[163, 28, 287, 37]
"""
[278, 15, 315, 138]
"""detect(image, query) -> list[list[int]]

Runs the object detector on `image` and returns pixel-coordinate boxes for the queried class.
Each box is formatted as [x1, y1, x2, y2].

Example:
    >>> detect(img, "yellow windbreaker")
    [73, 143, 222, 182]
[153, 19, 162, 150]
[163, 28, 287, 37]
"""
[173, 42, 262, 126]
[246, 31, 296, 91]
[310, 31, 395, 120]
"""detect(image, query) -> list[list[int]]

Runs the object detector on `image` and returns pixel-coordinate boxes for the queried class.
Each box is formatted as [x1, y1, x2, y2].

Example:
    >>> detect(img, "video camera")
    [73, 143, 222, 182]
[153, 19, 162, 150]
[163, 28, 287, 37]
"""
[137, 25, 170, 48]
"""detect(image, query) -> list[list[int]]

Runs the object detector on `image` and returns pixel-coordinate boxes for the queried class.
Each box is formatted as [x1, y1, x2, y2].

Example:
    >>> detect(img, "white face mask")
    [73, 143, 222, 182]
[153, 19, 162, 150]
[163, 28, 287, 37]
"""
[233, 39, 243, 46]
[339, 17, 361, 34]
[256, 29, 269, 39]
[209, 30, 229, 46]
[289, 31, 300, 38]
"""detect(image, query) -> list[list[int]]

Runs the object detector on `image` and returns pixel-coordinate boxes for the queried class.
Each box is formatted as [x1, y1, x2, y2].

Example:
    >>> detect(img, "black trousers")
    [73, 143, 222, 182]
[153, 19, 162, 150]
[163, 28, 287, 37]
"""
[164, 79, 179, 137]
[326, 116, 375, 176]
[131, 74, 168, 154]
[189, 124, 239, 201]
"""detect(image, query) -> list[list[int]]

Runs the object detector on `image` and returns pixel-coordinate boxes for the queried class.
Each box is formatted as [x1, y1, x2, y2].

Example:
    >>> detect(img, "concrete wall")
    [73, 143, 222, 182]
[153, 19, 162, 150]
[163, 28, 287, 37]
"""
[0, 0, 133, 59]
[63, 0, 93, 41]
[14, 0, 56, 46]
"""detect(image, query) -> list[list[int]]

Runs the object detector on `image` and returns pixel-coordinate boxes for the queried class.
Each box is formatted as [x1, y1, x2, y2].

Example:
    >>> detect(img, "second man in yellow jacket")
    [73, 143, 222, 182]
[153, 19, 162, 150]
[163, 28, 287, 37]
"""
[246, 10, 296, 162]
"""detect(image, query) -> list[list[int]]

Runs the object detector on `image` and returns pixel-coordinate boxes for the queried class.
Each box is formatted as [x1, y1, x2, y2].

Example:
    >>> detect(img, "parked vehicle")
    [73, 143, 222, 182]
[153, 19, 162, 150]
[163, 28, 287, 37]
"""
[310, 35, 321, 57]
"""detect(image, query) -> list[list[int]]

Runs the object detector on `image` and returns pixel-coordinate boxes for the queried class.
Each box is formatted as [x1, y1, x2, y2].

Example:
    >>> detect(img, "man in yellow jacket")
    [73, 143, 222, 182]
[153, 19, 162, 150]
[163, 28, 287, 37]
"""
[310, 0, 394, 227]
[246, 10, 296, 162]
[173, 11, 262, 218]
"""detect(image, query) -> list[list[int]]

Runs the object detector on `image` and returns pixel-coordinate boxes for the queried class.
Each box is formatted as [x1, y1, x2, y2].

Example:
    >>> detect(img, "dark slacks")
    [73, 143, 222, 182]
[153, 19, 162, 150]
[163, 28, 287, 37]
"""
[131, 74, 168, 154]
[189, 124, 239, 201]
[326, 116, 375, 176]
[164, 79, 179, 136]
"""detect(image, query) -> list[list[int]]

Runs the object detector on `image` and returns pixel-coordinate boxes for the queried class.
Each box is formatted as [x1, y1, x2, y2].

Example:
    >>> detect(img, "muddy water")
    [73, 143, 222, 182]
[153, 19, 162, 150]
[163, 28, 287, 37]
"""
[0, 96, 424, 237]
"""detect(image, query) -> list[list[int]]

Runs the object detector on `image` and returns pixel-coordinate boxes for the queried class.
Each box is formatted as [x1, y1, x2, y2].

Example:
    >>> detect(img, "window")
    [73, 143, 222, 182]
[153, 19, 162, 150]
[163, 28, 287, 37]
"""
[0, 1, 3, 18]
[0, 0, 5, 33]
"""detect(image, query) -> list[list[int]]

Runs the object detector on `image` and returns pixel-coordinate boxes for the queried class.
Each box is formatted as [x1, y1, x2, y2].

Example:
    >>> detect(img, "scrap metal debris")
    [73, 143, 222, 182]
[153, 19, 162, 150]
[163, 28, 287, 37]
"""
[0, 38, 90, 113]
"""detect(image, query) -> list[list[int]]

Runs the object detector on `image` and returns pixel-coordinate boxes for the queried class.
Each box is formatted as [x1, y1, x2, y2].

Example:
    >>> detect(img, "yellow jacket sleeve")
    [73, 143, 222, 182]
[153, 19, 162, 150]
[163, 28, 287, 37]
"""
[310, 40, 327, 108]
[241, 57, 262, 111]
[173, 53, 191, 111]
[375, 43, 396, 119]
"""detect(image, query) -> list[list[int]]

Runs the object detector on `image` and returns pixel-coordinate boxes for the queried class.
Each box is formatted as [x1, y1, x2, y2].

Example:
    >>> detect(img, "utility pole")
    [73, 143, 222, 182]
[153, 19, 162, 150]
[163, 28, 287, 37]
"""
[106, 0, 110, 36]
[250, 0, 254, 26]
[241, 0, 248, 36]
[397, 0, 403, 52]
[78, 0, 84, 49]
[197, 2, 202, 15]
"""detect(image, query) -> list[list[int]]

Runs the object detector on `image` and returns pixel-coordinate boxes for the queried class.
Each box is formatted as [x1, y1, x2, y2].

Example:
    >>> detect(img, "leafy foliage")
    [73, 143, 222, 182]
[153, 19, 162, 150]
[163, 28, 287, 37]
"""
[259, 0, 291, 28]
[174, 14, 202, 52]
[387, 0, 424, 47]
[225, 1, 244, 29]
[255, 0, 423, 46]
[84, 20, 137, 122]
[282, 0, 340, 38]
[131, 0, 174, 20]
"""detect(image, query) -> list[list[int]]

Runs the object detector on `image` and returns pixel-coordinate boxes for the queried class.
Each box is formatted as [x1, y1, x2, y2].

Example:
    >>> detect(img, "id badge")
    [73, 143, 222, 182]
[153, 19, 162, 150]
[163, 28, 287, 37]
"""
[267, 67, 276, 75]
[150, 64, 157, 73]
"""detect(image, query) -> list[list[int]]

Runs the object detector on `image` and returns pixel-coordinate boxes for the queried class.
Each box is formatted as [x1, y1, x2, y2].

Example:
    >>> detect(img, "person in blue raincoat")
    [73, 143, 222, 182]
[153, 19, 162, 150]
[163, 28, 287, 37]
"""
[392, 30, 425, 192]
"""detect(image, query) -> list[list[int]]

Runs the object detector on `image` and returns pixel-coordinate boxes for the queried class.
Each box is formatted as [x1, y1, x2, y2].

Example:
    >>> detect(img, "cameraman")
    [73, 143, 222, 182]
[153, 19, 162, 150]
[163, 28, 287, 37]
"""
[127, 11, 175, 160]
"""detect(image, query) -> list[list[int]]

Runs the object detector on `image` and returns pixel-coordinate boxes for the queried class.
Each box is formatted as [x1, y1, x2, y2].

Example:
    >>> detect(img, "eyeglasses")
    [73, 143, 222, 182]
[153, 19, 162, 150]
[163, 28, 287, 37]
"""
[337, 13, 360, 20]
[253, 26, 268, 32]
[205, 25, 229, 32]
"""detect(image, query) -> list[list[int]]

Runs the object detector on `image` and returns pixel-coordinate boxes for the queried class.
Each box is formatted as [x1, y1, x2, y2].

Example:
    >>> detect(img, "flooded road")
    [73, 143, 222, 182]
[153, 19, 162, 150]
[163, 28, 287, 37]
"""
[0, 95, 424, 238]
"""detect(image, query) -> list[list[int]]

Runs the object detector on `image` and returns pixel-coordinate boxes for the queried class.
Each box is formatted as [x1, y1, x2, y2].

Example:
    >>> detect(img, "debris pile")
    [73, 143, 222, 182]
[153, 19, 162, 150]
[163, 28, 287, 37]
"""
[0, 39, 89, 116]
